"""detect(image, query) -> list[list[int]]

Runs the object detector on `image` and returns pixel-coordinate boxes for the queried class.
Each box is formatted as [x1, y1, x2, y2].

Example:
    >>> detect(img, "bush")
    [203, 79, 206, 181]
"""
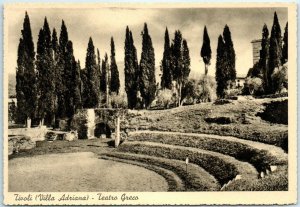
[244, 77, 264, 95]
[204, 116, 234, 124]
[256, 100, 288, 125]
[155, 89, 174, 109]
[110, 92, 128, 109]
[198, 75, 217, 102]
[271, 64, 288, 94]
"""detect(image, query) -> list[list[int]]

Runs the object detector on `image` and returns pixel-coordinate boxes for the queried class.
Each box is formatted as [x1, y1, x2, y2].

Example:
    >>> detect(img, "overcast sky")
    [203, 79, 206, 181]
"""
[6, 6, 287, 80]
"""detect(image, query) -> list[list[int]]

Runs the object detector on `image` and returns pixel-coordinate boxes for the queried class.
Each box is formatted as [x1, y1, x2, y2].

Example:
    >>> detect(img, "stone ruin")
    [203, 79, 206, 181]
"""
[70, 108, 128, 147]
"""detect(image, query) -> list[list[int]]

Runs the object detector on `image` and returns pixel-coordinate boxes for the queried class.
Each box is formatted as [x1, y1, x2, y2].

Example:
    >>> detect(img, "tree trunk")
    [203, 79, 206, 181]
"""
[26, 117, 31, 128]
[205, 64, 208, 76]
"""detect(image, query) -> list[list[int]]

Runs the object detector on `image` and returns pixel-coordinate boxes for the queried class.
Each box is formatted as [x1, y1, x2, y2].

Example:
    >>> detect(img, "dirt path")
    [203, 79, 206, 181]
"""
[129, 130, 287, 162]
[9, 152, 168, 192]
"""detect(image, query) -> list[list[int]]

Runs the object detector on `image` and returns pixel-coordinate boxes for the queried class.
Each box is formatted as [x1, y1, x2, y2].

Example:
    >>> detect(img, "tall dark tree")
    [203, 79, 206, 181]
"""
[36, 18, 55, 125]
[171, 30, 190, 106]
[124, 26, 138, 109]
[282, 22, 288, 64]
[110, 37, 120, 94]
[73, 59, 82, 111]
[215, 35, 226, 98]
[16, 12, 36, 125]
[56, 20, 69, 118]
[268, 12, 282, 93]
[139, 23, 156, 108]
[223, 25, 236, 82]
[52, 28, 59, 125]
[96, 48, 101, 94]
[200, 26, 212, 76]
[260, 24, 270, 91]
[160, 27, 172, 90]
[85, 37, 100, 108]
[100, 58, 106, 93]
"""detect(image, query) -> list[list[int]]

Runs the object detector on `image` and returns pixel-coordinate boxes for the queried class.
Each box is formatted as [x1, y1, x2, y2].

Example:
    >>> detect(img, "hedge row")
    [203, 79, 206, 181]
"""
[129, 133, 287, 172]
[103, 152, 220, 191]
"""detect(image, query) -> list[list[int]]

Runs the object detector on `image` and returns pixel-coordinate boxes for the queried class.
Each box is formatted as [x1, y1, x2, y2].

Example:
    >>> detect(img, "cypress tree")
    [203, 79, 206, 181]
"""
[73, 59, 82, 111]
[124, 26, 138, 109]
[100, 58, 106, 93]
[139, 23, 156, 108]
[201, 26, 212, 76]
[16, 11, 36, 125]
[110, 37, 120, 94]
[216, 35, 226, 98]
[52, 28, 59, 124]
[85, 37, 100, 108]
[260, 24, 270, 91]
[104, 53, 111, 107]
[282, 22, 288, 64]
[36, 18, 55, 125]
[171, 30, 190, 106]
[56, 20, 69, 118]
[268, 12, 282, 93]
[223, 25, 236, 83]
[161, 27, 172, 90]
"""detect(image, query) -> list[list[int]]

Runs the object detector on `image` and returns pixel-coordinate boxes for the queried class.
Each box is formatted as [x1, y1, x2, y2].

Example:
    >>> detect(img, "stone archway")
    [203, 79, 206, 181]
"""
[71, 108, 127, 147]
[94, 122, 111, 138]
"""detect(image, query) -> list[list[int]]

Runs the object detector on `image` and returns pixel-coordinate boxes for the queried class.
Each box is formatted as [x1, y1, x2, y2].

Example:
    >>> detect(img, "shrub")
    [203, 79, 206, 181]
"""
[110, 92, 128, 109]
[244, 77, 264, 95]
[256, 100, 288, 125]
[155, 89, 174, 109]
[271, 64, 288, 94]
[198, 75, 217, 102]
[204, 116, 234, 124]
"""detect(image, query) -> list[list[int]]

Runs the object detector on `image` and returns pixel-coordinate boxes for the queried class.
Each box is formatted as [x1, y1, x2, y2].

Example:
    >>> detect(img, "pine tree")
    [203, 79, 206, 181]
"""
[85, 37, 100, 108]
[260, 24, 270, 91]
[223, 25, 236, 83]
[268, 12, 282, 93]
[139, 23, 156, 108]
[282, 22, 288, 64]
[161, 27, 172, 90]
[110, 37, 120, 94]
[124, 26, 138, 109]
[16, 12, 36, 125]
[201, 26, 212, 76]
[216, 35, 226, 98]
[36, 18, 55, 125]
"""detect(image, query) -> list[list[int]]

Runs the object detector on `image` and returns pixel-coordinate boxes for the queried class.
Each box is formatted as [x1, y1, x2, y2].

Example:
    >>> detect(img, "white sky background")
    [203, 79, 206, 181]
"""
[6, 7, 287, 81]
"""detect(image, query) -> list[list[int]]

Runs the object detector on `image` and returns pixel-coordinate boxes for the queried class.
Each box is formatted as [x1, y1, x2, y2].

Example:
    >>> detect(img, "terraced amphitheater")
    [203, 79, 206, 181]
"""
[9, 97, 288, 191]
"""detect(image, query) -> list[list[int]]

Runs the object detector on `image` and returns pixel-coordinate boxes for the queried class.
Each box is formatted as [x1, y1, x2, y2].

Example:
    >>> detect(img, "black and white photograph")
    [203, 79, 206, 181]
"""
[3, 3, 297, 205]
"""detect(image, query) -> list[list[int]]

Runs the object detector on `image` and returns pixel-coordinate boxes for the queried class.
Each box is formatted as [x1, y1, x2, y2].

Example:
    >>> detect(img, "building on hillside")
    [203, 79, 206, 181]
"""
[251, 39, 262, 65]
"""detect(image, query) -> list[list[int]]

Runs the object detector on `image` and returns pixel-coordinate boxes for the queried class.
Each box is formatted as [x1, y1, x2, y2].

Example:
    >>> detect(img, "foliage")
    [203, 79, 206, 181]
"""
[124, 26, 139, 109]
[198, 75, 216, 102]
[84, 37, 100, 108]
[223, 25, 236, 81]
[215, 35, 226, 98]
[200, 26, 212, 75]
[281, 22, 288, 64]
[110, 92, 128, 109]
[110, 37, 120, 94]
[35, 18, 55, 125]
[156, 89, 174, 109]
[160, 27, 172, 90]
[244, 77, 264, 95]
[268, 12, 282, 94]
[104, 152, 220, 191]
[271, 64, 288, 94]
[139, 23, 157, 108]
[16, 12, 36, 124]
[118, 142, 238, 185]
